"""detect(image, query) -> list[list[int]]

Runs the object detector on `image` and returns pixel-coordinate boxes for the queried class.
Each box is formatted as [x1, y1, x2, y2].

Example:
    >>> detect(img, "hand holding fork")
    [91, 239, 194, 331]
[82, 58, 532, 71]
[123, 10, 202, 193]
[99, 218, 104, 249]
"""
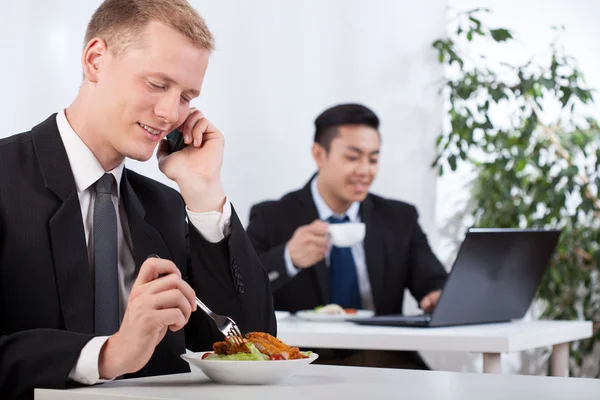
[147, 254, 244, 345]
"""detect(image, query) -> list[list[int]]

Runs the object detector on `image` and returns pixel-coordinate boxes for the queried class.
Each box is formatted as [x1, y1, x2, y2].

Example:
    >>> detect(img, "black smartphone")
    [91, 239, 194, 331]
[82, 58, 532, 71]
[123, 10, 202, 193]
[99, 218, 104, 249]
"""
[166, 129, 186, 153]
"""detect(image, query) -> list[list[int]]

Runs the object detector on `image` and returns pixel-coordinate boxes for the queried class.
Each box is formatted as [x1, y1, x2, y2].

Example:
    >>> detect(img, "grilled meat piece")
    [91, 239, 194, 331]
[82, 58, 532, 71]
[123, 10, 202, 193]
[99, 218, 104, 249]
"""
[212, 332, 308, 360]
[213, 337, 250, 355]
[246, 332, 308, 360]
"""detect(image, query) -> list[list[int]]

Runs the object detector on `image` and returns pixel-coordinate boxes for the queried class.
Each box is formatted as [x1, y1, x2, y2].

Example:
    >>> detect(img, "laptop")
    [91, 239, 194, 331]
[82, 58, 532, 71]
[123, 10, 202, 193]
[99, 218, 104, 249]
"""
[349, 228, 561, 328]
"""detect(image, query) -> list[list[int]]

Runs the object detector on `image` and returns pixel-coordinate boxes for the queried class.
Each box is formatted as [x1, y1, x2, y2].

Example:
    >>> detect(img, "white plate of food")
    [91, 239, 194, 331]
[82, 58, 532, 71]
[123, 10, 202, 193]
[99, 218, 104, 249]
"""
[296, 304, 374, 322]
[181, 332, 318, 385]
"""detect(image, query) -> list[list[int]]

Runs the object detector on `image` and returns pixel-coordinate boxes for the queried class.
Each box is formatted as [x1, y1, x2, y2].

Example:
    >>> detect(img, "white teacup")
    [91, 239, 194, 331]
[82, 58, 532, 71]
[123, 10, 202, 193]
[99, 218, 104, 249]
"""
[327, 222, 366, 247]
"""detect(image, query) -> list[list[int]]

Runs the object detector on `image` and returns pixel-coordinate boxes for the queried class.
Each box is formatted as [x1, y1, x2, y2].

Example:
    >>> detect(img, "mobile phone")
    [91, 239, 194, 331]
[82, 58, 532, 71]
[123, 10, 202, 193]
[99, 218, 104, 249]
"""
[166, 129, 186, 153]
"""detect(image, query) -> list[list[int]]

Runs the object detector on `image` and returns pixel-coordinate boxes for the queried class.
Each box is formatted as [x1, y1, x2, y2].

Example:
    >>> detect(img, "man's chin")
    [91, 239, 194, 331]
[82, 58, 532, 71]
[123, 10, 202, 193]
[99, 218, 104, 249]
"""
[346, 191, 369, 203]
[357, 193, 369, 202]
[124, 150, 155, 163]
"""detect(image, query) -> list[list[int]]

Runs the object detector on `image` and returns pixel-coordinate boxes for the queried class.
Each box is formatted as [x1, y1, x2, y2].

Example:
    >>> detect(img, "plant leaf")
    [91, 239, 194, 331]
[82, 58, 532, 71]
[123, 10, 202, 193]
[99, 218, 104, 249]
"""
[490, 28, 512, 42]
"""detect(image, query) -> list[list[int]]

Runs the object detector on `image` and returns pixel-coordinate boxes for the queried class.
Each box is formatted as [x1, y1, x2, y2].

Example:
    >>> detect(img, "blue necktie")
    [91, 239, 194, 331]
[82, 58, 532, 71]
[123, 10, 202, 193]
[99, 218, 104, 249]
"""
[328, 216, 362, 309]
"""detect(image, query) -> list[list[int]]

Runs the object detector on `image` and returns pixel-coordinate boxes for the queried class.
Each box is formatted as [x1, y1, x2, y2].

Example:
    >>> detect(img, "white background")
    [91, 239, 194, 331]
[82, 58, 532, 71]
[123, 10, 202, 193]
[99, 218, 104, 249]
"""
[0, 0, 445, 237]
[1, 0, 598, 374]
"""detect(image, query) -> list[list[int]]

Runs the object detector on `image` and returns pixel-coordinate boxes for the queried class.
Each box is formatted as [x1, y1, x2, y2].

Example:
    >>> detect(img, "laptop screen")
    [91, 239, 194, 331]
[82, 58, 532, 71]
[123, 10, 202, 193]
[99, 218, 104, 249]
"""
[427, 228, 561, 327]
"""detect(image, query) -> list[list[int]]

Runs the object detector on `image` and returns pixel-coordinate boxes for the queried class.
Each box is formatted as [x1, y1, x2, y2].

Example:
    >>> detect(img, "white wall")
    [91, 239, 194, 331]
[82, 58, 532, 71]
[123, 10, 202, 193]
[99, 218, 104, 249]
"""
[0, 0, 446, 237]
[433, 0, 600, 375]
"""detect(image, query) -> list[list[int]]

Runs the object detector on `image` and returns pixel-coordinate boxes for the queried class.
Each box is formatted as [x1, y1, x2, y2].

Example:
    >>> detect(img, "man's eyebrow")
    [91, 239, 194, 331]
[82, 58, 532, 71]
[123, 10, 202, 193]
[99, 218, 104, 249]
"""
[150, 73, 200, 97]
[346, 146, 380, 156]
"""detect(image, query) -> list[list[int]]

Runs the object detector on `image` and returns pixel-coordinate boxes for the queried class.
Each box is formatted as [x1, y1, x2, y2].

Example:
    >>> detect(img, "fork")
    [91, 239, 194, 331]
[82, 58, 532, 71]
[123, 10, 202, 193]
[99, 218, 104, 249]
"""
[147, 254, 245, 345]
[194, 297, 245, 346]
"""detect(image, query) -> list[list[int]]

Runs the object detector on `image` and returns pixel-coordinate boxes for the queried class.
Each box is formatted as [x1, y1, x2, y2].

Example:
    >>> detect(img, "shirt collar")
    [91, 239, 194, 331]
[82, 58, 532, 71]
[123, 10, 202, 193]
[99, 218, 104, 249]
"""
[310, 176, 360, 222]
[56, 109, 125, 196]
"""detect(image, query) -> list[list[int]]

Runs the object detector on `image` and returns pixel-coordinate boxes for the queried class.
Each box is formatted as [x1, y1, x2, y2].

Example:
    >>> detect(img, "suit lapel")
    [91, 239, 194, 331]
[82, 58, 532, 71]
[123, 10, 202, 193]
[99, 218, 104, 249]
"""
[32, 115, 94, 333]
[121, 172, 172, 272]
[294, 179, 329, 304]
[360, 195, 386, 311]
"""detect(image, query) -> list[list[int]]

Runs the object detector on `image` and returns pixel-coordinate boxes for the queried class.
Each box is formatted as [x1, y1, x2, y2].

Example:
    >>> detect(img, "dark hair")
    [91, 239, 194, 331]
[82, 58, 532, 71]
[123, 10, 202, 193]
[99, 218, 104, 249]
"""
[314, 103, 380, 151]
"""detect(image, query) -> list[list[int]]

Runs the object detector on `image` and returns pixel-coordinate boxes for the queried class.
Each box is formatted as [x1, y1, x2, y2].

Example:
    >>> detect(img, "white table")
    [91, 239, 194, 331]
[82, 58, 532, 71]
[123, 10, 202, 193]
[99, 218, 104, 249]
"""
[35, 365, 600, 400]
[277, 318, 592, 375]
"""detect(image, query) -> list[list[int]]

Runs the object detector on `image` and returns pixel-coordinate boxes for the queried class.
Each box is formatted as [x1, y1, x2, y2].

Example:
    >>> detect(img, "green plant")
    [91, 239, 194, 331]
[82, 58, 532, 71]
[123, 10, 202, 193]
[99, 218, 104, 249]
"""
[432, 8, 600, 376]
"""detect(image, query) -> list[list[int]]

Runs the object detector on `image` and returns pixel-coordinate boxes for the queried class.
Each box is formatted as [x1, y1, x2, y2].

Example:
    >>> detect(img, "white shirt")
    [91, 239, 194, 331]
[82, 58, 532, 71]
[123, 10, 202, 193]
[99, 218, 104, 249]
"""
[55, 110, 232, 384]
[283, 177, 375, 310]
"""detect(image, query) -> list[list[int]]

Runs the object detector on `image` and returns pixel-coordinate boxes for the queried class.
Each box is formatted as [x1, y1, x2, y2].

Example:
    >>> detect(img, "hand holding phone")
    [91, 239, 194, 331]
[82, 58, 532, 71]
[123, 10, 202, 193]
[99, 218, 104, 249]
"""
[157, 108, 226, 213]
[166, 129, 186, 153]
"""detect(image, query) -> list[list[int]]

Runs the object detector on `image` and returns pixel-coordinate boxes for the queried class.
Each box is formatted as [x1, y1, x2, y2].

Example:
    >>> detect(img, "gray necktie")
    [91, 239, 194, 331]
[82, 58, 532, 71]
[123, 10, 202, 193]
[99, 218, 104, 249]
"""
[93, 173, 119, 335]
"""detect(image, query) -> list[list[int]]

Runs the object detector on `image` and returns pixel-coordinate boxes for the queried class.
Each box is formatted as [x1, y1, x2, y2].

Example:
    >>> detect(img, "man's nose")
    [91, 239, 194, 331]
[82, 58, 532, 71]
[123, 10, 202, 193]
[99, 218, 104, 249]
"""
[154, 93, 180, 126]
[355, 158, 370, 175]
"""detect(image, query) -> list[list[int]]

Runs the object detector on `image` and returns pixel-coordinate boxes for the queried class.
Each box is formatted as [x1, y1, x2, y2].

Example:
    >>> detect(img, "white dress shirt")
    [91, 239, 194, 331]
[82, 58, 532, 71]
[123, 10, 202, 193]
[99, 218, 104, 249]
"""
[283, 177, 375, 310]
[55, 110, 232, 384]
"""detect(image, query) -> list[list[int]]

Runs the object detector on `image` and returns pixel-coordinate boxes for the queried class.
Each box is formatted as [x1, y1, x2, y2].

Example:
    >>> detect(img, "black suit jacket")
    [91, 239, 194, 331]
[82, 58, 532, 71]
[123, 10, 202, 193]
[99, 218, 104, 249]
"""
[247, 178, 447, 314]
[0, 115, 276, 400]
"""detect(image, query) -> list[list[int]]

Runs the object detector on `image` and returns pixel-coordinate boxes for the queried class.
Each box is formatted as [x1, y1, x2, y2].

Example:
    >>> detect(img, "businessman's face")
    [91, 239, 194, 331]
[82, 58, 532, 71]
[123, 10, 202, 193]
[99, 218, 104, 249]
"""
[314, 125, 380, 205]
[85, 21, 209, 164]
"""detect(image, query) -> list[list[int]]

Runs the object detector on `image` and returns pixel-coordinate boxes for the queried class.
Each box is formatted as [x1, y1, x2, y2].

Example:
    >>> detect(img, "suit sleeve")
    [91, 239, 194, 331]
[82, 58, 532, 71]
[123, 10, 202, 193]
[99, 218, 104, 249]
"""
[246, 205, 295, 292]
[184, 205, 276, 351]
[405, 207, 448, 303]
[0, 329, 94, 400]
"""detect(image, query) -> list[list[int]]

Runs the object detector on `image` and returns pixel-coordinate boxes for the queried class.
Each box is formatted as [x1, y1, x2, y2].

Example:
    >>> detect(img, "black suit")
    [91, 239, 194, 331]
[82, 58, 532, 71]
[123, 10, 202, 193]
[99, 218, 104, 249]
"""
[0, 115, 276, 400]
[247, 178, 447, 314]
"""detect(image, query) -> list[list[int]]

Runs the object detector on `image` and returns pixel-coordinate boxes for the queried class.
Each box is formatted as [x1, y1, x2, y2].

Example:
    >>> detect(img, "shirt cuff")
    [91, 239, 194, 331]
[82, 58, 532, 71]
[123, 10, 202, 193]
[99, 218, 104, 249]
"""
[284, 244, 300, 278]
[68, 336, 112, 385]
[186, 198, 232, 243]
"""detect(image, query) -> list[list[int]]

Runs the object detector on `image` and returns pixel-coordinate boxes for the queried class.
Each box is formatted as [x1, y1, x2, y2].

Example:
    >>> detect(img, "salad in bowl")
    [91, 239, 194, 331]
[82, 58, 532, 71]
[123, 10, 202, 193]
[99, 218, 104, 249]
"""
[181, 332, 318, 384]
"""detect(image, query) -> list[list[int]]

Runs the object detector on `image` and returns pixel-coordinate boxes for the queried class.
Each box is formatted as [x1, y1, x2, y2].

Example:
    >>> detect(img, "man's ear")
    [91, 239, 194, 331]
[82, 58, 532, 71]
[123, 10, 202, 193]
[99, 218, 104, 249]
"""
[82, 38, 109, 83]
[312, 142, 328, 169]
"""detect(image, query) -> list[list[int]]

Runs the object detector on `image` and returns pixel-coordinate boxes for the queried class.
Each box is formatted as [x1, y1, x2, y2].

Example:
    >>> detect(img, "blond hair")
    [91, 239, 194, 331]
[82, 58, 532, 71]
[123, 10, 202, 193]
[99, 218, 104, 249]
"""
[84, 0, 214, 57]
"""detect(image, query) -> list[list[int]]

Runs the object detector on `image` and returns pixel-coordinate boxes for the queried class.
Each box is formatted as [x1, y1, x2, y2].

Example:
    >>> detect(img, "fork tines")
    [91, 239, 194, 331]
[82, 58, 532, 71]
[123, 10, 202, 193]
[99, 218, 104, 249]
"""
[226, 326, 244, 345]
[227, 334, 244, 346]
[231, 325, 243, 339]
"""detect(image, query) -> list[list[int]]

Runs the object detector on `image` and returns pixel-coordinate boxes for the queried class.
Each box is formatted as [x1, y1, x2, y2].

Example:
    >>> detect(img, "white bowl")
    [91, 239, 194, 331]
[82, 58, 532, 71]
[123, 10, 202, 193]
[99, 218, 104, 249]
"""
[275, 310, 291, 321]
[327, 222, 366, 247]
[181, 351, 319, 385]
